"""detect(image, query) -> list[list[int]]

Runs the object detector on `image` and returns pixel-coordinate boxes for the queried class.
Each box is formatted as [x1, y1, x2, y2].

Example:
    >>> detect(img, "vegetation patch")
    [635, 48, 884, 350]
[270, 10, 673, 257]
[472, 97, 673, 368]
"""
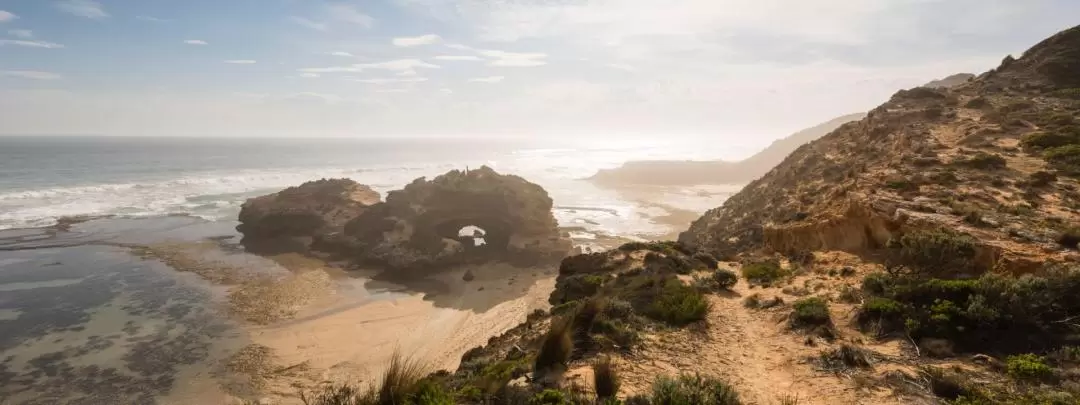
[1006, 354, 1053, 382]
[817, 344, 874, 372]
[1044, 144, 1080, 175]
[740, 261, 791, 287]
[855, 266, 1080, 354]
[886, 229, 980, 276]
[693, 269, 738, 292]
[954, 152, 1007, 170]
[649, 373, 742, 405]
[790, 297, 832, 330]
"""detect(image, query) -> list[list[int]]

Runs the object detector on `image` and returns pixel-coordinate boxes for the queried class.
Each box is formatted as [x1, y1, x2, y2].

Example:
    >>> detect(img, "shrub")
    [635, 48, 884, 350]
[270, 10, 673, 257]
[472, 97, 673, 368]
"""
[742, 294, 762, 308]
[1030, 170, 1059, 187]
[1006, 354, 1053, 381]
[740, 261, 790, 287]
[964, 97, 990, 109]
[893, 87, 946, 100]
[1050, 88, 1080, 100]
[923, 367, 984, 401]
[1045, 145, 1080, 175]
[692, 252, 719, 269]
[818, 344, 873, 371]
[650, 374, 741, 405]
[837, 285, 863, 303]
[535, 318, 574, 376]
[592, 357, 620, 399]
[1058, 227, 1080, 249]
[694, 269, 738, 292]
[550, 274, 608, 305]
[645, 281, 709, 326]
[956, 152, 1007, 170]
[857, 268, 1080, 354]
[887, 229, 980, 276]
[299, 353, 441, 405]
[1022, 131, 1080, 151]
[791, 297, 832, 329]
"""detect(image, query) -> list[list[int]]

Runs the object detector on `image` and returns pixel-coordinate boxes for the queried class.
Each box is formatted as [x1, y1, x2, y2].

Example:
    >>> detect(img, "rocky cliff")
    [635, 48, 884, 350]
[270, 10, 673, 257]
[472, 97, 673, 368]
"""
[680, 25, 1080, 274]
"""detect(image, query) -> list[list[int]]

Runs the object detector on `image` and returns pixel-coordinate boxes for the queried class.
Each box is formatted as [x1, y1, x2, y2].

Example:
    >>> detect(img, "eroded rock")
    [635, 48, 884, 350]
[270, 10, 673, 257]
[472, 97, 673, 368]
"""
[237, 178, 381, 253]
[237, 167, 572, 272]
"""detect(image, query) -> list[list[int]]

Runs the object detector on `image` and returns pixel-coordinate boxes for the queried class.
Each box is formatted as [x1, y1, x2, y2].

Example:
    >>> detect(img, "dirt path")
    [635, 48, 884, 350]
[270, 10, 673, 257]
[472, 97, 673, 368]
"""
[613, 261, 903, 404]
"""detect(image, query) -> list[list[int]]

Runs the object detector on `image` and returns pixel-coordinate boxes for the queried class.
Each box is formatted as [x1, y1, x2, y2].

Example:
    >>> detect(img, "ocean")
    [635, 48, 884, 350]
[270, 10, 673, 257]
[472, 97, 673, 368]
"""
[0, 135, 738, 237]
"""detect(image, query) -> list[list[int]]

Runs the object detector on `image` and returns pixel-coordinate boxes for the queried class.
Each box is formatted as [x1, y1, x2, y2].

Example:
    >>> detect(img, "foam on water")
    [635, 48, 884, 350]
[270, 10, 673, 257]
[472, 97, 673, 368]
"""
[0, 139, 735, 236]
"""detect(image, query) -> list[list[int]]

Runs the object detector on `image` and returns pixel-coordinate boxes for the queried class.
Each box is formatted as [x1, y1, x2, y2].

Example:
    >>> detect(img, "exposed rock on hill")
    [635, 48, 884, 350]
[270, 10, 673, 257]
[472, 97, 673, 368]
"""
[237, 167, 572, 271]
[237, 178, 381, 253]
[922, 73, 975, 89]
[681, 24, 1080, 274]
[589, 113, 867, 186]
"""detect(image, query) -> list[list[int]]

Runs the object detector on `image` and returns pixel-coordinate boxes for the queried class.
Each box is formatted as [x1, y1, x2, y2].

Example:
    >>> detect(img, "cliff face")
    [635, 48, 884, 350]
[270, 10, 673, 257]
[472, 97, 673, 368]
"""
[680, 25, 1080, 274]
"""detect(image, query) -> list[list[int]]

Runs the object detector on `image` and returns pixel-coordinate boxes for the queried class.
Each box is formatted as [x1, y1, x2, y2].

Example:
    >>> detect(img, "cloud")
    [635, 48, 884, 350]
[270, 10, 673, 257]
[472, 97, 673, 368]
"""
[440, 88, 453, 94]
[0, 39, 65, 49]
[327, 4, 373, 28]
[0, 11, 16, 23]
[393, 34, 442, 47]
[184, 40, 208, 45]
[606, 63, 636, 72]
[468, 76, 504, 83]
[352, 77, 429, 84]
[8, 29, 32, 38]
[376, 89, 409, 93]
[224, 60, 257, 64]
[55, 0, 109, 19]
[302, 59, 440, 75]
[136, 15, 167, 22]
[331, 51, 354, 57]
[440, 44, 548, 66]
[2, 70, 63, 80]
[290, 16, 328, 31]
[434, 55, 482, 61]
[299, 73, 320, 78]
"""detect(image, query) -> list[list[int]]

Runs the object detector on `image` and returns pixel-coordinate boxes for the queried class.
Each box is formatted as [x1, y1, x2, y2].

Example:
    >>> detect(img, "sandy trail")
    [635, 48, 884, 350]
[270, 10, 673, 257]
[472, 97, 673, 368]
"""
[614, 261, 903, 405]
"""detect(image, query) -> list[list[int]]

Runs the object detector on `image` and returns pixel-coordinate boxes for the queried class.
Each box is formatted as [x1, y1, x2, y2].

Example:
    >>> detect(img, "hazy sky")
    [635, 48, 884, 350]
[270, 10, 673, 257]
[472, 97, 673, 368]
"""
[0, 0, 1077, 139]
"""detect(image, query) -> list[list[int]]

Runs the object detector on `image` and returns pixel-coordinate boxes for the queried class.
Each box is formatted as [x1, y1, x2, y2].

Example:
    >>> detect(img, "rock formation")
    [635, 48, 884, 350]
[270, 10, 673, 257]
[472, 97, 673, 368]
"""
[238, 167, 572, 271]
[681, 24, 1080, 273]
[237, 178, 381, 253]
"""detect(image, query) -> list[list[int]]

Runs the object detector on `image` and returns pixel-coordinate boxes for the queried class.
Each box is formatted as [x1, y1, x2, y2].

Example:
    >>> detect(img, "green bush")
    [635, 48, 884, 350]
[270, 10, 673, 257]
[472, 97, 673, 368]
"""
[645, 281, 709, 326]
[650, 374, 741, 405]
[893, 87, 946, 100]
[790, 297, 832, 329]
[740, 261, 790, 286]
[1030, 170, 1059, 187]
[956, 152, 1007, 170]
[964, 97, 990, 109]
[1058, 227, 1080, 249]
[592, 357, 620, 399]
[694, 269, 738, 292]
[856, 267, 1080, 354]
[887, 229, 980, 276]
[1022, 131, 1080, 151]
[1044, 144, 1080, 175]
[299, 353, 444, 405]
[1050, 88, 1080, 100]
[1006, 354, 1053, 381]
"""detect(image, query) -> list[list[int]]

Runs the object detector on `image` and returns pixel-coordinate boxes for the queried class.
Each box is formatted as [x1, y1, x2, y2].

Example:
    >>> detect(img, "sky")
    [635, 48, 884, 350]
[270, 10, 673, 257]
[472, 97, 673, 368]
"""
[0, 0, 1078, 140]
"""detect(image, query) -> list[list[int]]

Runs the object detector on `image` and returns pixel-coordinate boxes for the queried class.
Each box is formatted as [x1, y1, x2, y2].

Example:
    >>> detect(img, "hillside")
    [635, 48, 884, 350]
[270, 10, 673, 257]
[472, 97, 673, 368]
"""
[588, 113, 866, 186]
[283, 26, 1080, 405]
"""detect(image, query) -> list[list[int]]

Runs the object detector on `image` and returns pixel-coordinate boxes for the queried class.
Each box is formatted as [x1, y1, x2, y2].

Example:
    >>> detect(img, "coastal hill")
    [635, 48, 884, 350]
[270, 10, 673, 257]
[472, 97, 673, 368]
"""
[588, 75, 974, 187]
[244, 25, 1080, 405]
[588, 113, 867, 186]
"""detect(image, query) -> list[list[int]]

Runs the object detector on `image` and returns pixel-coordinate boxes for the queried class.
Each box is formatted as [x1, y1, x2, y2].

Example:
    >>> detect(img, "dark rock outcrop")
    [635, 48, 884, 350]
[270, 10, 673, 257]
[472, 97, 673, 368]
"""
[237, 178, 381, 253]
[238, 167, 572, 272]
